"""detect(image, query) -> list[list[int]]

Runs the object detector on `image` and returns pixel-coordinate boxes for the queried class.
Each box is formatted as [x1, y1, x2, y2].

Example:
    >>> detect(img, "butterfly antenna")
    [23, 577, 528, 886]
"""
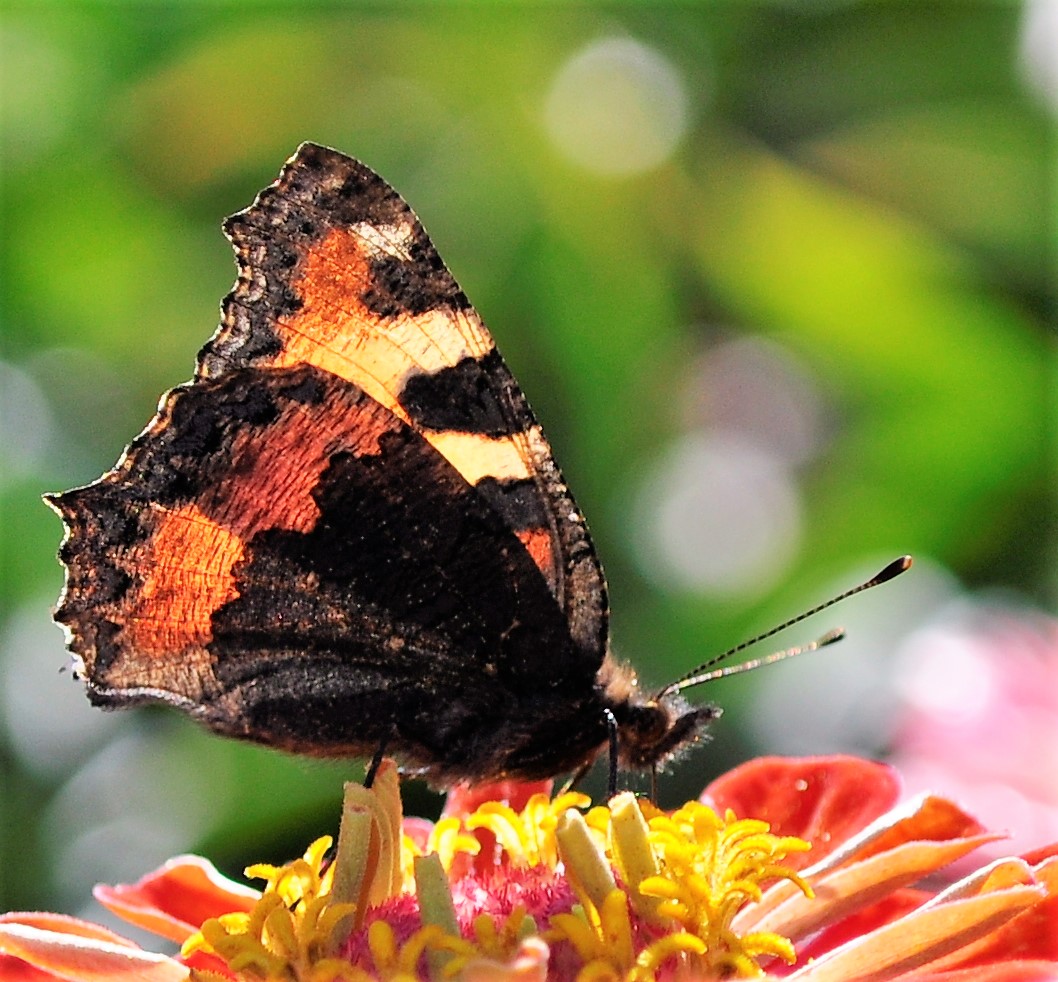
[657, 555, 912, 698]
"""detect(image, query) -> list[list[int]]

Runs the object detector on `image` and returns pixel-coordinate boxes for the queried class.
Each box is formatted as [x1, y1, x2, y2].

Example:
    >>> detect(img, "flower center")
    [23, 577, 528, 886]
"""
[182, 764, 811, 981]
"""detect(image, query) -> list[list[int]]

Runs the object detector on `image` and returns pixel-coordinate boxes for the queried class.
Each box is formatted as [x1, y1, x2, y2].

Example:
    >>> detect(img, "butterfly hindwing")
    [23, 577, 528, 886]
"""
[51, 364, 610, 780]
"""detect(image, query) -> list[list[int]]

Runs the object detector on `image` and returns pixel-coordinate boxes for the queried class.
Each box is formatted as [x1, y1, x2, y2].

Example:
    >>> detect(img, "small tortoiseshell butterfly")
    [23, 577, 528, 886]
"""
[48, 144, 908, 787]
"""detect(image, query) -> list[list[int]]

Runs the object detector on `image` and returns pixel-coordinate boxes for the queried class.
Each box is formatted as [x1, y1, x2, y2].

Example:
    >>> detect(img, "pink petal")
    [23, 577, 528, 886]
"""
[0, 920, 188, 982]
[93, 855, 259, 944]
[701, 756, 902, 869]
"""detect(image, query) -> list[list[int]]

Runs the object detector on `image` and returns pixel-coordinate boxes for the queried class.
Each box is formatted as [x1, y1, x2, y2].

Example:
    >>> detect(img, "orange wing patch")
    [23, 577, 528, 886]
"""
[256, 225, 535, 487]
[122, 503, 243, 660]
[50, 367, 411, 701]
[516, 527, 555, 580]
[119, 381, 399, 665]
[269, 225, 490, 405]
[200, 384, 390, 534]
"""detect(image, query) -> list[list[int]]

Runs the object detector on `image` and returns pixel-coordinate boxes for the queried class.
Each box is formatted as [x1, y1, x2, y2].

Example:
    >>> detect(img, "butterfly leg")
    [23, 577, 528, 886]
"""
[364, 728, 394, 788]
[560, 760, 593, 794]
[604, 708, 618, 799]
[559, 710, 620, 798]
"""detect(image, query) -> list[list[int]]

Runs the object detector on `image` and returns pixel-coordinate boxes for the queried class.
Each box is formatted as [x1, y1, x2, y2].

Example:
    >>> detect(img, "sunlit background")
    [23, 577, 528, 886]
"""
[2, 3, 1055, 926]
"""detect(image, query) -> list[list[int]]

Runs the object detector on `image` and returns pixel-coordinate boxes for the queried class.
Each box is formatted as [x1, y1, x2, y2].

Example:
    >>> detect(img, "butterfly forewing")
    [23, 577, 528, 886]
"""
[201, 143, 607, 654]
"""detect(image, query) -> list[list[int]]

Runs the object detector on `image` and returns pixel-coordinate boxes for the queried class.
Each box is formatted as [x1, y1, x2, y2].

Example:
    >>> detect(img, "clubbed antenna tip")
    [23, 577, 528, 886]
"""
[872, 555, 913, 586]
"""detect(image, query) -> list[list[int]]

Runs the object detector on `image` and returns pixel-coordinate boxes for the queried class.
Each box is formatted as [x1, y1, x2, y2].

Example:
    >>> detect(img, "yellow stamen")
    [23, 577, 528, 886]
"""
[468, 905, 535, 961]
[401, 817, 481, 892]
[556, 809, 617, 917]
[553, 795, 811, 980]
[608, 792, 664, 925]
[432, 817, 483, 871]
[183, 762, 409, 979]
[547, 888, 637, 978]
[640, 803, 810, 975]
[183, 832, 360, 980]
[629, 931, 706, 982]
[184, 769, 812, 982]
[466, 791, 590, 867]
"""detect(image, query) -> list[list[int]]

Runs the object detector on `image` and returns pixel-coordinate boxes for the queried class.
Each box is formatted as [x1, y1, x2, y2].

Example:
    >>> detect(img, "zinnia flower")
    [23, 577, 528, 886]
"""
[2, 756, 1055, 981]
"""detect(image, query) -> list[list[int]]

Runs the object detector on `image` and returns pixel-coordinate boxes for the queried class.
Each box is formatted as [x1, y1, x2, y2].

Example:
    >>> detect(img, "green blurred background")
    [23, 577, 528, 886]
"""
[1, 3, 1054, 923]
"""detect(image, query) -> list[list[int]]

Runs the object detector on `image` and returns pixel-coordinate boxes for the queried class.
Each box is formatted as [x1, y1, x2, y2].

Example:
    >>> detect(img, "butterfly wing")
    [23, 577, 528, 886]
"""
[204, 143, 606, 659]
[48, 144, 611, 782]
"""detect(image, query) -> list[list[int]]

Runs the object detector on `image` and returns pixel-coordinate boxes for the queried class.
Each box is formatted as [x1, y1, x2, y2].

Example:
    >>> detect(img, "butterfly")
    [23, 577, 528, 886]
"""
[48, 143, 908, 788]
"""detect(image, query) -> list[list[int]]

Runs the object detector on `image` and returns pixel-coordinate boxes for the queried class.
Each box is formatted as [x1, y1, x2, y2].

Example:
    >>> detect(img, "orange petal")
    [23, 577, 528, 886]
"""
[701, 756, 902, 870]
[443, 779, 554, 819]
[93, 855, 259, 944]
[921, 855, 1058, 971]
[0, 919, 188, 981]
[0, 913, 140, 948]
[1021, 841, 1058, 866]
[735, 793, 997, 937]
[840, 795, 989, 866]
[740, 832, 1002, 940]
[788, 887, 930, 966]
[798, 793, 989, 880]
[786, 880, 1046, 981]
[1, 952, 59, 981]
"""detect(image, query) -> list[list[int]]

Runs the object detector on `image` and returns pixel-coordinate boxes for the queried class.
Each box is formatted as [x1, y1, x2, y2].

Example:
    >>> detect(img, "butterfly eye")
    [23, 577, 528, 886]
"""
[613, 700, 715, 772]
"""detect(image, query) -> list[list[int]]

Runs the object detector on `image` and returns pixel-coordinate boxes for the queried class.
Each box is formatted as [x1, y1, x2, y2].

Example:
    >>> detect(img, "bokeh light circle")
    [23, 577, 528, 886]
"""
[544, 36, 690, 176]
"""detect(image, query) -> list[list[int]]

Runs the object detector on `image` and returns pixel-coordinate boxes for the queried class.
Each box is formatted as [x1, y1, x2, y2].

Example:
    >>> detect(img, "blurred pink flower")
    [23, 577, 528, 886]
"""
[891, 606, 1058, 859]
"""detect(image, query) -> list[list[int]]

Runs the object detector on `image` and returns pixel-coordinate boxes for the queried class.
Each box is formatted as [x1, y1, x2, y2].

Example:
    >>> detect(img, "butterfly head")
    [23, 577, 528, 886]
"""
[600, 656, 722, 772]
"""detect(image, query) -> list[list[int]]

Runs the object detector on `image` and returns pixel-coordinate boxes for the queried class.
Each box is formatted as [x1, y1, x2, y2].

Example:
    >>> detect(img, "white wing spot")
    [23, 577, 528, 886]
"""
[351, 221, 415, 261]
